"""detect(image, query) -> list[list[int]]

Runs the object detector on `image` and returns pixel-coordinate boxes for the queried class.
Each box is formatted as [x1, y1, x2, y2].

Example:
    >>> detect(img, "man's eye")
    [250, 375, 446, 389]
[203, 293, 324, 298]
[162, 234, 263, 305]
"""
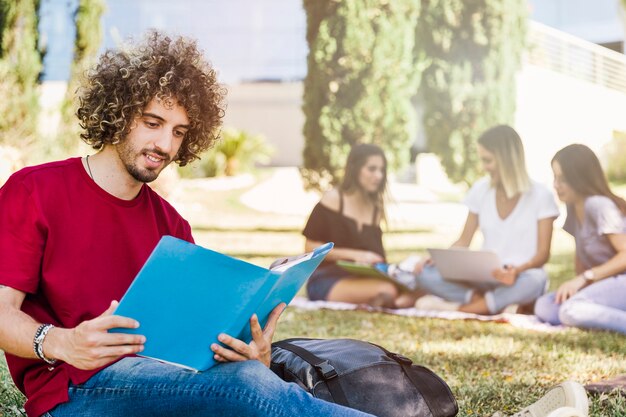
[145, 121, 159, 128]
[174, 130, 186, 138]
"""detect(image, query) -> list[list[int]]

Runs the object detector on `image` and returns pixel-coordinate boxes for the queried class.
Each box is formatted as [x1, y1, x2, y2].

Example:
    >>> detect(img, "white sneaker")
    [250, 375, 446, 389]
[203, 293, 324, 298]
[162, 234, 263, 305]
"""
[509, 381, 589, 417]
[546, 407, 586, 417]
[493, 407, 586, 417]
[414, 295, 460, 311]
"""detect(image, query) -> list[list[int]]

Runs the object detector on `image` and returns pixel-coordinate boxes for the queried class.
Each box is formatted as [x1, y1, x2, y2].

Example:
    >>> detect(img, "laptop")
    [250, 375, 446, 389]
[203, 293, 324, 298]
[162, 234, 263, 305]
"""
[426, 248, 502, 284]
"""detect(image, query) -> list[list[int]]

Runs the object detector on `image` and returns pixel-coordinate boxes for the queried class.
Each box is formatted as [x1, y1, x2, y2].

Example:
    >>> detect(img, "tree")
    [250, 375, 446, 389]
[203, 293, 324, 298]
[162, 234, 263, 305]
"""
[417, 0, 527, 184]
[55, 0, 105, 157]
[0, 0, 42, 150]
[302, 0, 422, 190]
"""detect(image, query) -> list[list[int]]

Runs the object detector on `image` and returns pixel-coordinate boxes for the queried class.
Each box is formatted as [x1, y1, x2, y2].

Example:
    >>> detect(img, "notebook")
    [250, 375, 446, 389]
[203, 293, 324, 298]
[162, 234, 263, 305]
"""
[426, 247, 502, 284]
[110, 236, 333, 371]
[336, 260, 418, 292]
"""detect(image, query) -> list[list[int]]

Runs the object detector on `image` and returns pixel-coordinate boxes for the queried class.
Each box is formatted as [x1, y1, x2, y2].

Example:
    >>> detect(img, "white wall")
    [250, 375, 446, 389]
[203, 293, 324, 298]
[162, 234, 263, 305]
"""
[223, 82, 304, 167]
[515, 64, 626, 185]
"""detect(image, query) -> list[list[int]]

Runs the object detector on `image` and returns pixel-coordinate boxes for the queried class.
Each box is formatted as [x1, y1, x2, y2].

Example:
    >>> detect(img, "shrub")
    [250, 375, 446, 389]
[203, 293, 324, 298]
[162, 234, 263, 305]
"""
[216, 128, 273, 176]
[178, 128, 273, 178]
[178, 150, 225, 179]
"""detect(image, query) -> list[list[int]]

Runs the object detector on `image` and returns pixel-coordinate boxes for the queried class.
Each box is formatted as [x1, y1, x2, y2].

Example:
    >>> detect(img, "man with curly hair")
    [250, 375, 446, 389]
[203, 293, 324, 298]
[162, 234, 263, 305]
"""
[0, 31, 373, 417]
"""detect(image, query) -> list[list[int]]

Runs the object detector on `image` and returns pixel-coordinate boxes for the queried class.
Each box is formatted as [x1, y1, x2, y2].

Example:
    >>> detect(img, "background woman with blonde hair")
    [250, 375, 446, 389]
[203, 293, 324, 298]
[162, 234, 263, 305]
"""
[415, 125, 560, 315]
[535, 144, 626, 333]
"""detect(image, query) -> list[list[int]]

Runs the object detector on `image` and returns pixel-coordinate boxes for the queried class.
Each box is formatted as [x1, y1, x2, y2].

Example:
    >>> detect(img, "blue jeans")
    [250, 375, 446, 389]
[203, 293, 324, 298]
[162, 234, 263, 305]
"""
[415, 265, 548, 314]
[535, 274, 626, 334]
[44, 357, 374, 417]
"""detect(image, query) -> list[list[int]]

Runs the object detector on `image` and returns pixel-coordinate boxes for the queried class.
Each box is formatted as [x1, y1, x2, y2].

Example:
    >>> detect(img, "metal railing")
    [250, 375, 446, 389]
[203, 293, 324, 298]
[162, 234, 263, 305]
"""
[526, 21, 626, 94]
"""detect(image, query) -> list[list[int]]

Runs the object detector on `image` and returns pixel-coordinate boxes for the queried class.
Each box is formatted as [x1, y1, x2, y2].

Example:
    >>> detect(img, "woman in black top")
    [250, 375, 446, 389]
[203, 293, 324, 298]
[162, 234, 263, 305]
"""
[303, 144, 419, 308]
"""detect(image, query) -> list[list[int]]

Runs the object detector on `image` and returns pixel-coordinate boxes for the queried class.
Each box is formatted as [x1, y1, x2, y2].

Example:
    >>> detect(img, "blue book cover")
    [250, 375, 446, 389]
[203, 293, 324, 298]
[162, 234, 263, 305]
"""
[111, 236, 333, 371]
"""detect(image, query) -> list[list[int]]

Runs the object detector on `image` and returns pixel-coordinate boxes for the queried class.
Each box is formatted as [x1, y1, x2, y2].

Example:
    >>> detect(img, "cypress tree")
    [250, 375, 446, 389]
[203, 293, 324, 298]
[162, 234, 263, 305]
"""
[417, 0, 527, 184]
[56, 0, 105, 156]
[0, 0, 42, 149]
[302, 0, 421, 190]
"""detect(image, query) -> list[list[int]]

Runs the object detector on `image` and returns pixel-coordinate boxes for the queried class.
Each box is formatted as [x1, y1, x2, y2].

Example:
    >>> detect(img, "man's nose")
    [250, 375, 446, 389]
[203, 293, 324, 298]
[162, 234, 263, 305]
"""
[154, 130, 175, 155]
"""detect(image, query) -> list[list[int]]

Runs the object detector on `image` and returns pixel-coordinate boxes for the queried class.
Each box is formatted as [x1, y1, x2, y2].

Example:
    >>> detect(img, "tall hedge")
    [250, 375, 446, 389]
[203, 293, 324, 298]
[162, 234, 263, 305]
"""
[302, 0, 422, 190]
[417, 0, 527, 184]
[0, 0, 42, 149]
[56, 0, 105, 156]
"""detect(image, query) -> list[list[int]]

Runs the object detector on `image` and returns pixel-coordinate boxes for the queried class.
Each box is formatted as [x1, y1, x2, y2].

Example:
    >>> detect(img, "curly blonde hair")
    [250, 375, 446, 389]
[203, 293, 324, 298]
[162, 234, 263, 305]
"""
[77, 30, 226, 166]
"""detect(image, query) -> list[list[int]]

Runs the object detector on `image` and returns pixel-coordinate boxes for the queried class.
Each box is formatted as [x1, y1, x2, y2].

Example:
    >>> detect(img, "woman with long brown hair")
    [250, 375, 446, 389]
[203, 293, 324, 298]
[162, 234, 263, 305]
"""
[535, 144, 626, 334]
[302, 143, 420, 308]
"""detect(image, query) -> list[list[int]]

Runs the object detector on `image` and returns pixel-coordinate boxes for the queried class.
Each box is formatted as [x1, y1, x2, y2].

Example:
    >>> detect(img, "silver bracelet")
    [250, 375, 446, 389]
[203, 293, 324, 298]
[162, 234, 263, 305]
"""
[33, 323, 58, 366]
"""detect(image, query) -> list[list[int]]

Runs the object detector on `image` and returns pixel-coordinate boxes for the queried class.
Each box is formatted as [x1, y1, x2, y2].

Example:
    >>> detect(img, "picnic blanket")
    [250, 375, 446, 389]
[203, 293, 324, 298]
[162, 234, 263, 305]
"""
[585, 375, 626, 395]
[289, 296, 565, 332]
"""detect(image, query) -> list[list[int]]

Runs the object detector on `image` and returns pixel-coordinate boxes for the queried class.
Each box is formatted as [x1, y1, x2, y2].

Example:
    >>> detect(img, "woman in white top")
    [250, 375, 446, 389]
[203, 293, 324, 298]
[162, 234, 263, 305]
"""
[415, 125, 560, 315]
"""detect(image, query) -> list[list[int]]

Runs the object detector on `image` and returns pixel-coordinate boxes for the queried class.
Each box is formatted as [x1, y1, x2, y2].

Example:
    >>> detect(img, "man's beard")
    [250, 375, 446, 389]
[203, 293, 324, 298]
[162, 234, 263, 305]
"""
[116, 143, 171, 183]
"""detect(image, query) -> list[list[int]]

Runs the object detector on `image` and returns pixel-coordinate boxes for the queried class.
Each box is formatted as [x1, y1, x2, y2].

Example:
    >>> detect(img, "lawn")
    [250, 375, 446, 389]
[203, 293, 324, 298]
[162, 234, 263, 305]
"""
[1, 172, 625, 417]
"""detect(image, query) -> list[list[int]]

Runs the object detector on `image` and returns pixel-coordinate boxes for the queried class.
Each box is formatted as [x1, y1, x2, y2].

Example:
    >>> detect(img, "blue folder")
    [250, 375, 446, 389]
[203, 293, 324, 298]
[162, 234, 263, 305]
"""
[111, 236, 333, 371]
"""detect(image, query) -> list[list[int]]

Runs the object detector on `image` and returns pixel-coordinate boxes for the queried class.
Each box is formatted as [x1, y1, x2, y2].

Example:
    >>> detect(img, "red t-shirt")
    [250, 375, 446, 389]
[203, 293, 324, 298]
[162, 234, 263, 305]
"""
[0, 158, 193, 417]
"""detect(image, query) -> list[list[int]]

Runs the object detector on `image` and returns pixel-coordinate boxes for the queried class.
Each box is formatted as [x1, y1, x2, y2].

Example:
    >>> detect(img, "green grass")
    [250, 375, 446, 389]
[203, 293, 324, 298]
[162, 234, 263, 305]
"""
[0, 353, 26, 416]
[2, 173, 625, 416]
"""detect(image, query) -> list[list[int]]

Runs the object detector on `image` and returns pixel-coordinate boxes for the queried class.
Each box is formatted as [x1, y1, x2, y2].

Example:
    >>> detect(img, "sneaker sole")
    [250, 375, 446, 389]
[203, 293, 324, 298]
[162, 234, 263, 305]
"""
[518, 381, 589, 417]
[546, 406, 586, 417]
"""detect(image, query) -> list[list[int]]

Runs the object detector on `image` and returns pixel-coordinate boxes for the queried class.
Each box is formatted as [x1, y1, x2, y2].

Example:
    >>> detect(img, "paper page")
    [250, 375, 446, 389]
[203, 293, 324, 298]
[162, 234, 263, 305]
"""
[269, 252, 314, 272]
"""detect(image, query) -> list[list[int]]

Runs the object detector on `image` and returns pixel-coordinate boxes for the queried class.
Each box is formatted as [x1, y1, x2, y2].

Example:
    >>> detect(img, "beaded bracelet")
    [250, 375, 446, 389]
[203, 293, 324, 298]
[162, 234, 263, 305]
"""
[33, 323, 57, 367]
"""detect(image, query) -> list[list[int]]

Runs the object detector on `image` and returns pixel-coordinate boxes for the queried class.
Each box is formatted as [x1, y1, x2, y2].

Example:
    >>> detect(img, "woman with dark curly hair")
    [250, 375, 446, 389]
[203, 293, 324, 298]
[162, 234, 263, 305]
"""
[0, 31, 376, 417]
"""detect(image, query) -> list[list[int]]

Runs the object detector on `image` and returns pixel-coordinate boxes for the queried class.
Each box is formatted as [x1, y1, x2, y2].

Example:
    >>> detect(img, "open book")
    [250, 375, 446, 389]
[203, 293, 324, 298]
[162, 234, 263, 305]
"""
[336, 255, 421, 292]
[111, 236, 333, 371]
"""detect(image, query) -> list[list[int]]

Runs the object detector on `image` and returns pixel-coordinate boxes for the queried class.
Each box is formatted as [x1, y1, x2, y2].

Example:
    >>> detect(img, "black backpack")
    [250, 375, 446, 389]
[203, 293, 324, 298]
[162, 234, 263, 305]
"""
[270, 338, 458, 417]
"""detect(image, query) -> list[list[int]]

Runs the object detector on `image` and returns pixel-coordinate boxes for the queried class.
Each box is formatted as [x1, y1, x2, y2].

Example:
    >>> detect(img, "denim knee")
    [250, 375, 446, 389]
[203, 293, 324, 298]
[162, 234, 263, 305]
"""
[417, 266, 443, 285]
[535, 292, 561, 325]
[526, 270, 548, 298]
[558, 299, 587, 328]
[224, 360, 279, 389]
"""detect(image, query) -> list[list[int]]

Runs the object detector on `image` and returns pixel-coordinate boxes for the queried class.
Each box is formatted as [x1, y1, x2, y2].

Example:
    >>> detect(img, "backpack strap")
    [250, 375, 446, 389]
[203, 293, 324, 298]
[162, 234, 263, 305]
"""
[375, 344, 457, 417]
[273, 340, 350, 406]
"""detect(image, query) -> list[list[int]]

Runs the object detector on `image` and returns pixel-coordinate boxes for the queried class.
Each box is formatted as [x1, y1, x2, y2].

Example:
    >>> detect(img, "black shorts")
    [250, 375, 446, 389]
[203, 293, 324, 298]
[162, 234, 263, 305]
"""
[306, 264, 350, 301]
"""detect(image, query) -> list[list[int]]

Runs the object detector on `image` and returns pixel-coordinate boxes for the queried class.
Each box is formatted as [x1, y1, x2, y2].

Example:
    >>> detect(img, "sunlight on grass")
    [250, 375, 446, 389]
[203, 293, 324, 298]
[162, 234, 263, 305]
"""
[422, 336, 527, 357]
[276, 309, 626, 416]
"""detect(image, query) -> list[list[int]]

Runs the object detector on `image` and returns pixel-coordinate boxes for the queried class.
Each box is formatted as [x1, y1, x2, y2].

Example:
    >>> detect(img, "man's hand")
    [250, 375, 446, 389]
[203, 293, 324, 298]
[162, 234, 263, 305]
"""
[211, 302, 286, 367]
[492, 265, 517, 286]
[47, 300, 146, 370]
[555, 276, 587, 304]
